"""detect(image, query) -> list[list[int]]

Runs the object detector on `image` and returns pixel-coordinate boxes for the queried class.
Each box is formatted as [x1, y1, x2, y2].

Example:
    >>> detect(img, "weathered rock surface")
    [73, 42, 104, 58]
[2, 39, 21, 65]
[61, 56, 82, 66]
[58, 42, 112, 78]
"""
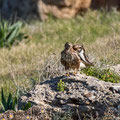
[19, 73, 120, 119]
[110, 64, 120, 76]
[0, 106, 50, 120]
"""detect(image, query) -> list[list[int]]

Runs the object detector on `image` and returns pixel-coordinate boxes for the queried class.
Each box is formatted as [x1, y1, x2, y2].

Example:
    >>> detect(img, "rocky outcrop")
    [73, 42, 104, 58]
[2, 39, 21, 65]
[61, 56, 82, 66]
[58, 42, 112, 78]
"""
[0, 0, 120, 20]
[38, 0, 91, 20]
[0, 0, 91, 20]
[0, 65, 120, 119]
[20, 73, 120, 119]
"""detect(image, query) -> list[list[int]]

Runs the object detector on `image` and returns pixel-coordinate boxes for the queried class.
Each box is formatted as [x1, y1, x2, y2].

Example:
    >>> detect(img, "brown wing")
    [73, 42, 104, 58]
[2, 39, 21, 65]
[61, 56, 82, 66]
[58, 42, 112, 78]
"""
[61, 50, 70, 70]
[69, 50, 80, 70]
[61, 48, 80, 70]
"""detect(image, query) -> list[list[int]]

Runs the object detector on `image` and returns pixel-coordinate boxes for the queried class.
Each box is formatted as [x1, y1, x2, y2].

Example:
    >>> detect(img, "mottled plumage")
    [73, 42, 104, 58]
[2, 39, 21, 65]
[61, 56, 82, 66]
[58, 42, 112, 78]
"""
[73, 44, 94, 68]
[61, 43, 80, 71]
[61, 43, 93, 75]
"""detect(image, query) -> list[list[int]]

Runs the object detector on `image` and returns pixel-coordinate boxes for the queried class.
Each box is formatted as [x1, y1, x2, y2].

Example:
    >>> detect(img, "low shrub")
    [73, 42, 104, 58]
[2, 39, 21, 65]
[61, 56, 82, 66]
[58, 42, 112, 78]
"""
[82, 67, 120, 83]
[57, 80, 66, 92]
[22, 102, 32, 111]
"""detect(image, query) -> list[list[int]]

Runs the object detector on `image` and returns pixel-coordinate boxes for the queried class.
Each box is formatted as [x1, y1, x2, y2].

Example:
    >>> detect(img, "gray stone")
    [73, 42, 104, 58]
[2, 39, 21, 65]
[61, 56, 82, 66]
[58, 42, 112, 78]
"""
[109, 85, 120, 93]
[79, 105, 94, 112]
[19, 72, 120, 119]
[110, 64, 120, 76]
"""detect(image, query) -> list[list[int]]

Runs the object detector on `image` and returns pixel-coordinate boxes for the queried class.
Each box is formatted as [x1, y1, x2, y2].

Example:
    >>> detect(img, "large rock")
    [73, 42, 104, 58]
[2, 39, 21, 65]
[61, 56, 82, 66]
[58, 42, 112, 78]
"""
[19, 73, 120, 119]
[38, 0, 91, 20]
[0, 0, 91, 20]
[1, 0, 120, 20]
[0, 65, 120, 119]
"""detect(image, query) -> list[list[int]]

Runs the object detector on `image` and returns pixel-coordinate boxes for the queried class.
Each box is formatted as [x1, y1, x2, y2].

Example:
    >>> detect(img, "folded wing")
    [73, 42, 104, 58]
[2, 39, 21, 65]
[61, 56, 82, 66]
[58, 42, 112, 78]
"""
[79, 49, 93, 66]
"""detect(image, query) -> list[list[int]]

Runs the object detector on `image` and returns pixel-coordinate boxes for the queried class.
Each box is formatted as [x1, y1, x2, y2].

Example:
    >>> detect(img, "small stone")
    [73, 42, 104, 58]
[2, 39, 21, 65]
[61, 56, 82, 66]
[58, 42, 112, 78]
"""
[84, 92, 92, 98]
[79, 105, 94, 112]
[85, 101, 90, 105]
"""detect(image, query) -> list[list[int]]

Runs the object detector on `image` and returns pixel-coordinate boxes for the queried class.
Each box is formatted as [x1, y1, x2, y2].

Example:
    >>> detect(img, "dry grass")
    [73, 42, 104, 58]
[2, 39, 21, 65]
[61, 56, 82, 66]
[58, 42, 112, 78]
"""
[0, 42, 58, 95]
[85, 32, 120, 65]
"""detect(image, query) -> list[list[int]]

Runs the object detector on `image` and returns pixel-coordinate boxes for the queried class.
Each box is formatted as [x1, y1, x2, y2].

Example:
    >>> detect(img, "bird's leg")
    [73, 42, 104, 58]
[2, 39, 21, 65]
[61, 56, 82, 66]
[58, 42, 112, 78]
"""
[73, 69, 77, 76]
[66, 70, 70, 77]
[79, 68, 82, 74]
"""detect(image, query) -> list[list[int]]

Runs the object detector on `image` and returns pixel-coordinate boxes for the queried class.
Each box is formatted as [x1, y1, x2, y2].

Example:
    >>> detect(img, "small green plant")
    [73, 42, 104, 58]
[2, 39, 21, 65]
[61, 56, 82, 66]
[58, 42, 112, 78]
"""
[82, 67, 120, 83]
[22, 102, 32, 111]
[0, 88, 18, 112]
[57, 80, 65, 92]
[0, 17, 28, 48]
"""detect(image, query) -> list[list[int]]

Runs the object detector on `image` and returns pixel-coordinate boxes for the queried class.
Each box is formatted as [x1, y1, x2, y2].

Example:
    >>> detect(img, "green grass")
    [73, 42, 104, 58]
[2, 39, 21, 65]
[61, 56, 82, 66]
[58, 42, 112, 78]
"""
[0, 10, 120, 102]
[25, 10, 120, 44]
[82, 67, 120, 83]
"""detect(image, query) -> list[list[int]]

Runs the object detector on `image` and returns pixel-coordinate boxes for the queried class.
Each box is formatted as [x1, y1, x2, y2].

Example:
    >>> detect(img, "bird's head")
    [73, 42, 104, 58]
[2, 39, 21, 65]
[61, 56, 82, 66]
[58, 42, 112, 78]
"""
[73, 44, 84, 53]
[64, 42, 72, 50]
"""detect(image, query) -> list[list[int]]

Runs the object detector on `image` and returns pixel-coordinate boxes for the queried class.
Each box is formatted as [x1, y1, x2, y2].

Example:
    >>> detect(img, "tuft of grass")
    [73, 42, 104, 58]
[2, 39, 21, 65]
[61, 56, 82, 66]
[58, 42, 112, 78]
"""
[82, 67, 120, 83]
[85, 33, 120, 65]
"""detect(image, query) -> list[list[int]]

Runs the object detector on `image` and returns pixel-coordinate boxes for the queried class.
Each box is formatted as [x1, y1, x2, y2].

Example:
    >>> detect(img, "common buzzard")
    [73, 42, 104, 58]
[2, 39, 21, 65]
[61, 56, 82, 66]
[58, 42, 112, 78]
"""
[61, 42, 93, 75]
[61, 42, 81, 75]
[73, 44, 94, 68]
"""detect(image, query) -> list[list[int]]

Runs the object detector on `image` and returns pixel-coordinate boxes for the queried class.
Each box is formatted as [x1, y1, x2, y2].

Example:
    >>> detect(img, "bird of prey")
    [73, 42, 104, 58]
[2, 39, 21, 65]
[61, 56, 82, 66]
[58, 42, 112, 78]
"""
[73, 44, 94, 68]
[61, 42, 80, 75]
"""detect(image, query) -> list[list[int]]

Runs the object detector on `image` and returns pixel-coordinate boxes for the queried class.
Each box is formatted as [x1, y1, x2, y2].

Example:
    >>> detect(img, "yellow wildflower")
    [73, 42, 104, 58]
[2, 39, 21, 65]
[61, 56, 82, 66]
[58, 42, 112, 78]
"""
[9, 114, 13, 119]
[41, 109, 44, 113]
[2, 118, 6, 120]
[26, 116, 30, 120]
